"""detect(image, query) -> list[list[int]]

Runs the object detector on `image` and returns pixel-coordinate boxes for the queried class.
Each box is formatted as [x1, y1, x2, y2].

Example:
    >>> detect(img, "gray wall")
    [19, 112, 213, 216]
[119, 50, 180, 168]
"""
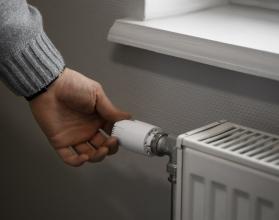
[1, 1, 279, 219]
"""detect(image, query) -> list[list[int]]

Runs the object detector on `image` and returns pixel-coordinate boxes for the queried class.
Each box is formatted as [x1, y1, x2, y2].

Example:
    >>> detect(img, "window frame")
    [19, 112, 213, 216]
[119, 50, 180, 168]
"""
[108, 1, 279, 81]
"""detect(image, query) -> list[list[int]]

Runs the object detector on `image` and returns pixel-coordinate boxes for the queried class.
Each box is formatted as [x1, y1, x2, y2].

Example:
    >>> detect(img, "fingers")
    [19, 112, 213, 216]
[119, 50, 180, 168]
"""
[89, 126, 119, 155]
[49, 116, 104, 149]
[90, 135, 119, 156]
[55, 135, 119, 167]
[96, 86, 131, 122]
[74, 142, 97, 159]
[54, 119, 120, 167]
[56, 147, 89, 167]
[75, 137, 118, 163]
[90, 147, 109, 163]
[89, 122, 112, 146]
[90, 132, 107, 148]
[104, 137, 119, 155]
[89, 138, 118, 162]
[74, 142, 108, 163]
[56, 143, 110, 167]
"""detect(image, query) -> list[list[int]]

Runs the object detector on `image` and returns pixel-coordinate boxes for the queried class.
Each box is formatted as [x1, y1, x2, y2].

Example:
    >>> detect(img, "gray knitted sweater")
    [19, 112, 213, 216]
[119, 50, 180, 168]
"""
[0, 0, 65, 97]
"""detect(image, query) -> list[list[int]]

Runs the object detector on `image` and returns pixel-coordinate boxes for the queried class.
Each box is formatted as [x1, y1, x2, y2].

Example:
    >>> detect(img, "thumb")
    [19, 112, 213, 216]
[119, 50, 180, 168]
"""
[96, 87, 131, 122]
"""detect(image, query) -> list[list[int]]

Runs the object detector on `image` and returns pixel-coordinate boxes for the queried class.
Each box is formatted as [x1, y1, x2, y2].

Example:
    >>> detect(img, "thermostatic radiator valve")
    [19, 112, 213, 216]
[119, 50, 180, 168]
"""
[112, 120, 177, 182]
[112, 120, 178, 220]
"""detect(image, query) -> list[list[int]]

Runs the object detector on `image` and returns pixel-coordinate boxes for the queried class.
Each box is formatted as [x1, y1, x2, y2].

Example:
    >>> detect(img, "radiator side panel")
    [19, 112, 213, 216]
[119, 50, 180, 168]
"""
[181, 148, 279, 220]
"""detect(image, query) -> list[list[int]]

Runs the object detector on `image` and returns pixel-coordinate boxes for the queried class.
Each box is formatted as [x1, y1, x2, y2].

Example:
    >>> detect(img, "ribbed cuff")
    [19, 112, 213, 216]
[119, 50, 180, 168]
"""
[0, 31, 65, 97]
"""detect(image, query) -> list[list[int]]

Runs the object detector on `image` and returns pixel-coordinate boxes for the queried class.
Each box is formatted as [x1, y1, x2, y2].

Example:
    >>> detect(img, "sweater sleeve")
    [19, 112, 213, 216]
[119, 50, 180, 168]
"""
[0, 0, 65, 97]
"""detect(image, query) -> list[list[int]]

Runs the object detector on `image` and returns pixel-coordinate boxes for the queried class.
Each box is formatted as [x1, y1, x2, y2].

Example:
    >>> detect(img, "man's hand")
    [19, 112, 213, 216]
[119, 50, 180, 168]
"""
[30, 68, 130, 167]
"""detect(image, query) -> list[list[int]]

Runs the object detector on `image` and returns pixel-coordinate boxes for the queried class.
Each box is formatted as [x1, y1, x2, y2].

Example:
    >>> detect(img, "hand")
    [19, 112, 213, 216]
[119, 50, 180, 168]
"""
[30, 68, 130, 167]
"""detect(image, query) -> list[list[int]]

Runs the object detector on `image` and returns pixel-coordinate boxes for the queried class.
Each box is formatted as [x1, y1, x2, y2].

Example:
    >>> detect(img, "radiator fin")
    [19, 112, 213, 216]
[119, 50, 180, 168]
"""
[185, 122, 279, 172]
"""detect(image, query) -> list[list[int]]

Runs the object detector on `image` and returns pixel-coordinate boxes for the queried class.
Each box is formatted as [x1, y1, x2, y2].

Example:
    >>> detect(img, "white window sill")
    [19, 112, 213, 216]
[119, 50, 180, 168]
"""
[108, 4, 279, 81]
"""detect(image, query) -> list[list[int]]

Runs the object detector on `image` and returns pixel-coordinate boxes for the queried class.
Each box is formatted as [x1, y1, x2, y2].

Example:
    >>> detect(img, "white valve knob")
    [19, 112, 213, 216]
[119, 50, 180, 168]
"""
[112, 120, 162, 156]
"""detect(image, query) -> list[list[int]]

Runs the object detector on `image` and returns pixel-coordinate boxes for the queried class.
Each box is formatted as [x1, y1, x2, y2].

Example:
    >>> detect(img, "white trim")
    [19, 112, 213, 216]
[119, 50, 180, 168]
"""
[135, 0, 279, 20]
[108, 5, 279, 81]
[231, 0, 279, 11]
[143, 0, 228, 20]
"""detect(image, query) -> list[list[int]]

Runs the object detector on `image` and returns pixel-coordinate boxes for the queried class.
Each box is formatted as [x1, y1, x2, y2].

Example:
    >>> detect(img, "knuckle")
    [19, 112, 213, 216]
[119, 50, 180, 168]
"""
[91, 82, 103, 99]
[49, 137, 64, 149]
[94, 82, 103, 92]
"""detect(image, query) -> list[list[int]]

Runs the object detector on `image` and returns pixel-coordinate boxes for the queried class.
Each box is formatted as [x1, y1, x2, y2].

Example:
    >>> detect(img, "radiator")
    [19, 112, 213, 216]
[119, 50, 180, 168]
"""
[175, 120, 279, 220]
[112, 120, 279, 220]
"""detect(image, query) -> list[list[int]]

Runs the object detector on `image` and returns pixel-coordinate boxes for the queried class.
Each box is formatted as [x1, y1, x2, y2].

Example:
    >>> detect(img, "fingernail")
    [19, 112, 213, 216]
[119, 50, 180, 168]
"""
[98, 128, 110, 138]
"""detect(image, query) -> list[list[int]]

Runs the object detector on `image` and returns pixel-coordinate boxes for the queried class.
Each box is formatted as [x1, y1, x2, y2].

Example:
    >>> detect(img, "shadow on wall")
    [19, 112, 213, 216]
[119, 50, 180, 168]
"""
[82, 163, 170, 220]
[111, 44, 279, 105]
[0, 113, 170, 220]
[2, 160, 170, 220]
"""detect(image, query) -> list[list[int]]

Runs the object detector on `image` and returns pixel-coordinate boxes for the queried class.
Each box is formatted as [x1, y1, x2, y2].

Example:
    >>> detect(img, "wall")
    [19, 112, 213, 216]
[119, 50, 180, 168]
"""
[1, 0, 279, 219]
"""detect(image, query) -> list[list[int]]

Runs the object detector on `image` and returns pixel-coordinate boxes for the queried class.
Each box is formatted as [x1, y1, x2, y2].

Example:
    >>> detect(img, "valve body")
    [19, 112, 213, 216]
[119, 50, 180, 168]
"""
[112, 120, 163, 156]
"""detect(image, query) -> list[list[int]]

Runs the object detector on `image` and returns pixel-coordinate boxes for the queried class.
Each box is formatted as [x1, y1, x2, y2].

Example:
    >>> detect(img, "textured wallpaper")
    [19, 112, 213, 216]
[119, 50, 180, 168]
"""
[1, 0, 279, 219]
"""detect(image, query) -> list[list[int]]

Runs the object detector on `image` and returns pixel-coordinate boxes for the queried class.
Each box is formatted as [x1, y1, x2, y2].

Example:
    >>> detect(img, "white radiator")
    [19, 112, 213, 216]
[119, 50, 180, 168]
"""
[112, 120, 279, 220]
[175, 120, 279, 220]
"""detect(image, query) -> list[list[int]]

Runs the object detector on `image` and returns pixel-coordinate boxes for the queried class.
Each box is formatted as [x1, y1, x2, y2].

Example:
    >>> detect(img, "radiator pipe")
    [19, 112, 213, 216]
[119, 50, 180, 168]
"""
[153, 134, 177, 220]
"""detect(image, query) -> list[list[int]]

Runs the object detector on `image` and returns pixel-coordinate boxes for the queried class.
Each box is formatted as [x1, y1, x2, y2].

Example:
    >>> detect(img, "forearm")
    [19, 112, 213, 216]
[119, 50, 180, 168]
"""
[0, 0, 65, 97]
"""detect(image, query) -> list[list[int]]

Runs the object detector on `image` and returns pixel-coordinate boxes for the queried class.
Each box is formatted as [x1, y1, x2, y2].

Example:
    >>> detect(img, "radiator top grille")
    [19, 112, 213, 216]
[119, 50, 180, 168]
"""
[183, 121, 279, 175]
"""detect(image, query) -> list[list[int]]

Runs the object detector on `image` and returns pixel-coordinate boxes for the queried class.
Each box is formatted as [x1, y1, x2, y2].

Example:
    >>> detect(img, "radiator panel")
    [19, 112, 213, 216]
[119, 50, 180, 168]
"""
[189, 174, 205, 220]
[210, 182, 227, 220]
[180, 148, 279, 220]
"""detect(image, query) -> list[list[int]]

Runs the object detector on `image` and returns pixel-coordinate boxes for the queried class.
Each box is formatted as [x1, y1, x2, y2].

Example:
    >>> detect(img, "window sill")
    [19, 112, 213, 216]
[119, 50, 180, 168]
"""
[108, 4, 279, 81]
